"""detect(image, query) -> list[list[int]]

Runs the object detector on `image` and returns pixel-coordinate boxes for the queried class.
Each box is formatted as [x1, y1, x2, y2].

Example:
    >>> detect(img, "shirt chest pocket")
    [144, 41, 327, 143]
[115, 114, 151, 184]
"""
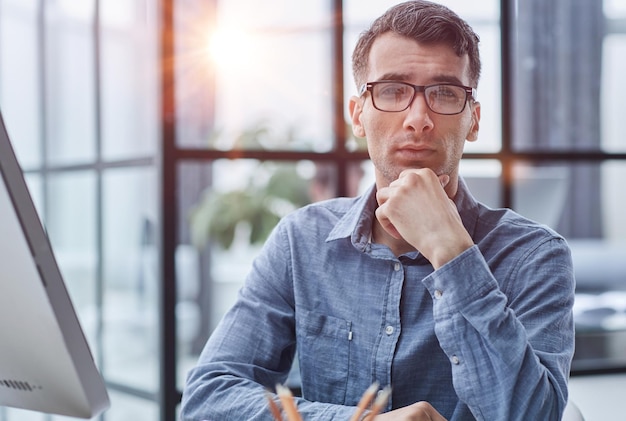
[296, 309, 351, 404]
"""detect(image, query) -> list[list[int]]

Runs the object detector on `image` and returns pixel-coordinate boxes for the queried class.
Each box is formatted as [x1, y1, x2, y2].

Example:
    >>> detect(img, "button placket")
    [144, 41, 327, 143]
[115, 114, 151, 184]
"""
[385, 262, 402, 338]
[372, 258, 403, 384]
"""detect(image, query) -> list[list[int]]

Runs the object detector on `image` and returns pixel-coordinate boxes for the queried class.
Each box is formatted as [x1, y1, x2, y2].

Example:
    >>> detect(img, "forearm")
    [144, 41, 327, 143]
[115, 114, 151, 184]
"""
[182, 364, 359, 421]
[181, 369, 274, 420]
[423, 243, 574, 420]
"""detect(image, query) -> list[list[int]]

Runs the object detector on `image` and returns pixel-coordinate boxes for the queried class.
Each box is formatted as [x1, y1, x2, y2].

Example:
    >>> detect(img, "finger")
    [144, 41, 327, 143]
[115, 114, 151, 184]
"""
[375, 206, 402, 239]
[438, 174, 450, 188]
[375, 187, 390, 207]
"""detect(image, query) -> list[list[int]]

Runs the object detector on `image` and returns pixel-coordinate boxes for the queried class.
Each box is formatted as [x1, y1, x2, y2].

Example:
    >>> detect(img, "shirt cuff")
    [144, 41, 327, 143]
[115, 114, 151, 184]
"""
[421, 245, 498, 317]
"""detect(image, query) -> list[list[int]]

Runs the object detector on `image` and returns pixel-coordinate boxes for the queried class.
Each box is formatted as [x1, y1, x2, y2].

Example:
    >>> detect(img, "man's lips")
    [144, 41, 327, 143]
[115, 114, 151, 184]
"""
[395, 145, 435, 159]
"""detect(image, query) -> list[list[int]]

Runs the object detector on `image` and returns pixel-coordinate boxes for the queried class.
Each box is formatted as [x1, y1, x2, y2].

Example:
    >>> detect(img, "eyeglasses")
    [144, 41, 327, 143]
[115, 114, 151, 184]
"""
[359, 81, 477, 115]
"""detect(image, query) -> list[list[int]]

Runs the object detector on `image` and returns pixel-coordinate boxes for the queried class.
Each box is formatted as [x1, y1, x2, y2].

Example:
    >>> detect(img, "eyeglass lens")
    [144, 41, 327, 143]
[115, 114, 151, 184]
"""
[371, 82, 468, 114]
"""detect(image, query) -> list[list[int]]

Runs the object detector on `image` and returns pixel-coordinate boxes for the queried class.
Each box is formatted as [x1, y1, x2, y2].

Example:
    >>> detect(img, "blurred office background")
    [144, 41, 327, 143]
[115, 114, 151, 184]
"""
[0, 0, 625, 420]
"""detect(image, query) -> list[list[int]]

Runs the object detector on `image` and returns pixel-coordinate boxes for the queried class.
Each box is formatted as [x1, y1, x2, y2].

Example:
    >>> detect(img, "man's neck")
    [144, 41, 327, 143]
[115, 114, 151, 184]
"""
[371, 218, 416, 257]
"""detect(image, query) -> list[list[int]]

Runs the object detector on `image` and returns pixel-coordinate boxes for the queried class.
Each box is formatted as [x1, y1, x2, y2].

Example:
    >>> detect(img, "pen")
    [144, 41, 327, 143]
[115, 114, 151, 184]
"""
[349, 382, 380, 421]
[265, 390, 283, 421]
[367, 385, 392, 419]
[276, 384, 303, 421]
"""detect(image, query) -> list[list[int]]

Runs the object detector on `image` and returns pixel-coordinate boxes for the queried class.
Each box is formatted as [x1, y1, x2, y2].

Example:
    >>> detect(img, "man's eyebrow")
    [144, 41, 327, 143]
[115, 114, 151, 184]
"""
[376, 72, 411, 82]
[430, 75, 465, 85]
[374, 73, 467, 85]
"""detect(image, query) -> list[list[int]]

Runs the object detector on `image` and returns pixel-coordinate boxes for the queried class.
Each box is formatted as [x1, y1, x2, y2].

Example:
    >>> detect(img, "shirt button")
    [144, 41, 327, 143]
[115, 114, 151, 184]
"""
[451, 355, 460, 365]
[434, 289, 443, 299]
[385, 325, 394, 335]
[394, 262, 401, 271]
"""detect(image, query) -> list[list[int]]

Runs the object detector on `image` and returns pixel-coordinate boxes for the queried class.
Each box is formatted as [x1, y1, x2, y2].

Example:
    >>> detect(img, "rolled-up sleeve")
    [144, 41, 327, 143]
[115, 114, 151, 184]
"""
[422, 238, 575, 421]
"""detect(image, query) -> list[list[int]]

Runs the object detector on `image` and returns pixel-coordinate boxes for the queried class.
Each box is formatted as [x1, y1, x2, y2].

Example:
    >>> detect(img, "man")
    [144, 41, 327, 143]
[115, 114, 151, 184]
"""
[181, 1, 575, 420]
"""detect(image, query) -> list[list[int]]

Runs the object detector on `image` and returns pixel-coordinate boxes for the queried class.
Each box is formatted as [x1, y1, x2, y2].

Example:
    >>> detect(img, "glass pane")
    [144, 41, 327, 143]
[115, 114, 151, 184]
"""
[605, 0, 626, 17]
[514, 3, 626, 153]
[100, 1, 159, 160]
[354, 160, 374, 196]
[459, 159, 502, 209]
[570, 155, 626, 370]
[101, 389, 159, 421]
[601, 33, 626, 153]
[0, 1, 42, 168]
[511, 163, 571, 231]
[343, 0, 501, 153]
[512, 1, 604, 152]
[344, 0, 499, 22]
[175, 0, 333, 151]
[463, 21, 501, 154]
[571, 240, 626, 372]
[102, 167, 159, 392]
[185, 158, 333, 249]
[44, 0, 97, 165]
[511, 162, 612, 239]
[601, 161, 626, 241]
[46, 171, 100, 354]
[309, 161, 368, 201]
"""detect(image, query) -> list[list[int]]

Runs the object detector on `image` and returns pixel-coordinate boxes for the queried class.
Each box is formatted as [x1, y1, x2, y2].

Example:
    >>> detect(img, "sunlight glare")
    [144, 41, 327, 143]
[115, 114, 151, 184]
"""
[207, 28, 255, 71]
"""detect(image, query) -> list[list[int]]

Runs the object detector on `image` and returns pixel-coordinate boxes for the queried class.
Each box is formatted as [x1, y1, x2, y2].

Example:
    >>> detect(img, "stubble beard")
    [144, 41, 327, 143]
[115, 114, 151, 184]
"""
[375, 156, 452, 187]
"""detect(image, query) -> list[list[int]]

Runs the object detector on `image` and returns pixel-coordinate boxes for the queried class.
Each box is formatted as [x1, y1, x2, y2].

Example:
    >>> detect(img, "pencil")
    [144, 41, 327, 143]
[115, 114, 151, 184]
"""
[348, 382, 380, 421]
[276, 384, 302, 421]
[265, 390, 283, 421]
[367, 385, 392, 418]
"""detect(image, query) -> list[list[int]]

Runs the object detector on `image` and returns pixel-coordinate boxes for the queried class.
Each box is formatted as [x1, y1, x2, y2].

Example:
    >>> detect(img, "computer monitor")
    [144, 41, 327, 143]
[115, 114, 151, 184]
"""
[0, 111, 110, 418]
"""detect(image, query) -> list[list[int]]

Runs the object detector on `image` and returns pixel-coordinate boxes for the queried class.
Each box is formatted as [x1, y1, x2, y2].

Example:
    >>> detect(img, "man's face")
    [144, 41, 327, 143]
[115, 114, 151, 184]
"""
[349, 32, 481, 188]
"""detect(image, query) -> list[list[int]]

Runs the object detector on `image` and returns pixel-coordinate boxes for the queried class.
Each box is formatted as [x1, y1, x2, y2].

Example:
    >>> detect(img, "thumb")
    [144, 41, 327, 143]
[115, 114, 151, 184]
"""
[438, 174, 450, 188]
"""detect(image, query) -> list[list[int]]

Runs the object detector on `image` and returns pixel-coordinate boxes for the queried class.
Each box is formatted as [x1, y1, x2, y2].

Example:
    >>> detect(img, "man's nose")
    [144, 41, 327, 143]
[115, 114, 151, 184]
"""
[403, 93, 434, 132]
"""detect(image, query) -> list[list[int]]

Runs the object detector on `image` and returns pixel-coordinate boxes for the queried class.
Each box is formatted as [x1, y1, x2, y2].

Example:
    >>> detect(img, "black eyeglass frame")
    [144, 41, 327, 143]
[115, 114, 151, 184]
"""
[358, 80, 477, 115]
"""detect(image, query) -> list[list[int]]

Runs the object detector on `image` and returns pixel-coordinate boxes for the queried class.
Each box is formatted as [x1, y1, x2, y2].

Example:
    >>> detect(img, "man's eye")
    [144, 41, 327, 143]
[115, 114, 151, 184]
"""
[438, 88, 456, 97]
[380, 85, 409, 97]
[432, 86, 461, 100]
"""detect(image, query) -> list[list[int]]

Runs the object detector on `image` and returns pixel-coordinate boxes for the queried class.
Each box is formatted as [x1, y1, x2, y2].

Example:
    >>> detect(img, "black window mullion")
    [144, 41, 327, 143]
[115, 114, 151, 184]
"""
[500, 0, 514, 209]
[160, 0, 180, 419]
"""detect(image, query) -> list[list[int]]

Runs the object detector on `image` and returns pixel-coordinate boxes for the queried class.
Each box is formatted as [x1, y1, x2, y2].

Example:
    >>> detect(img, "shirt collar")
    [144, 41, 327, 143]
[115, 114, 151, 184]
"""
[325, 183, 377, 251]
[325, 177, 481, 250]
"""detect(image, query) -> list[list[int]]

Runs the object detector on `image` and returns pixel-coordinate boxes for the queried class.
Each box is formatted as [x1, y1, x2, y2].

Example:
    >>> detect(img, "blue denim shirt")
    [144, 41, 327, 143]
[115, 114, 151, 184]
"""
[181, 179, 575, 421]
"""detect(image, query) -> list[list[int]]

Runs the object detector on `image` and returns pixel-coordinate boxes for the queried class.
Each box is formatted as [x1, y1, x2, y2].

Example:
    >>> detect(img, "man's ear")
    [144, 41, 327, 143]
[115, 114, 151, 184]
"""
[349, 95, 366, 138]
[466, 101, 481, 142]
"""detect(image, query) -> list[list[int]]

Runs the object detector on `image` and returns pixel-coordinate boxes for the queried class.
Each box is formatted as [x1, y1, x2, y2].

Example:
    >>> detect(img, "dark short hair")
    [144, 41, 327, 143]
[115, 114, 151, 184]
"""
[352, 0, 481, 88]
